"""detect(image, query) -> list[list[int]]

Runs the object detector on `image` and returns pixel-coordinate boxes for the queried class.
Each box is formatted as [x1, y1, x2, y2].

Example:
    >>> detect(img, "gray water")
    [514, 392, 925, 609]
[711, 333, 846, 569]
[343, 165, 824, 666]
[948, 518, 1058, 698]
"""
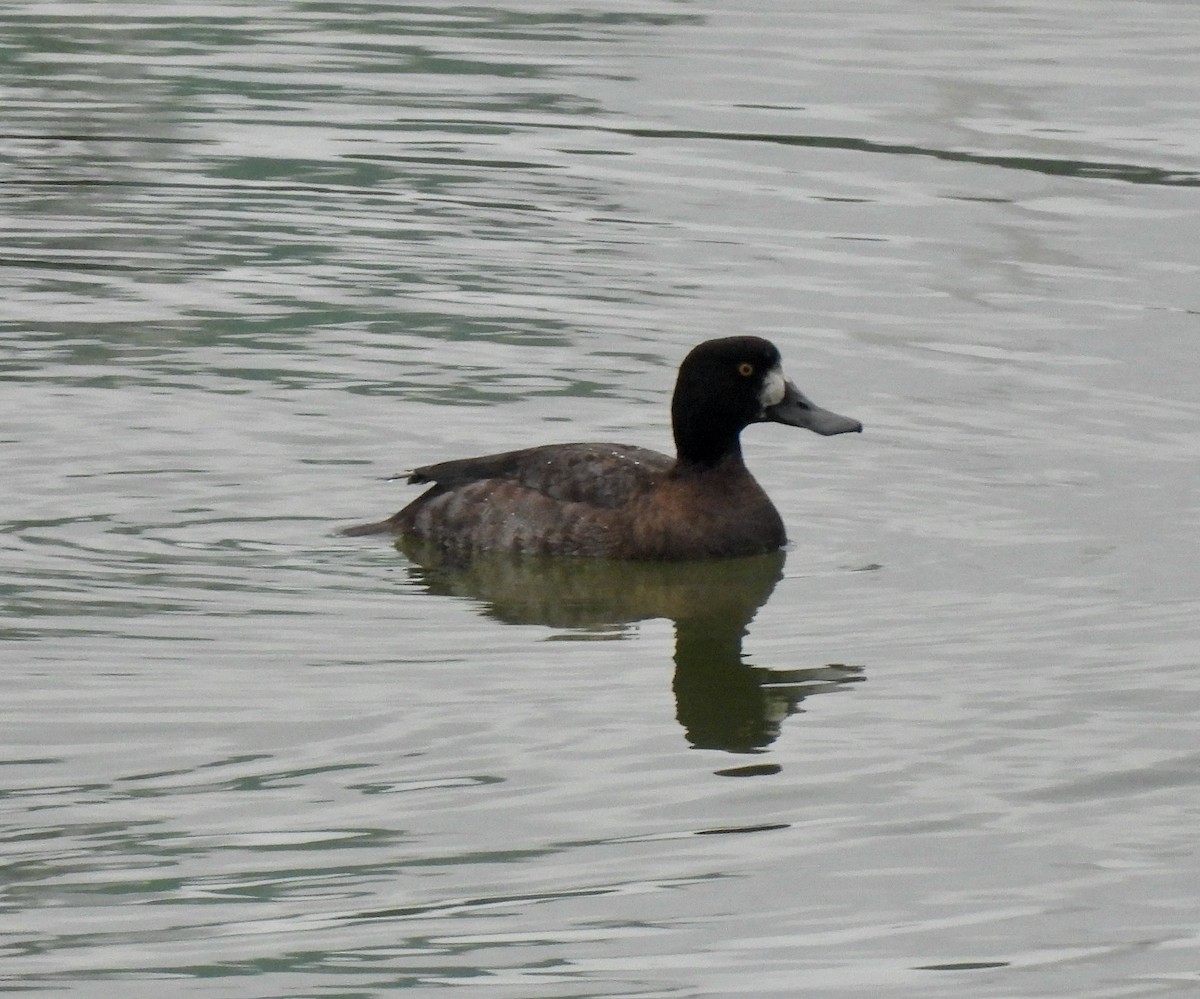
[4, 2, 1200, 996]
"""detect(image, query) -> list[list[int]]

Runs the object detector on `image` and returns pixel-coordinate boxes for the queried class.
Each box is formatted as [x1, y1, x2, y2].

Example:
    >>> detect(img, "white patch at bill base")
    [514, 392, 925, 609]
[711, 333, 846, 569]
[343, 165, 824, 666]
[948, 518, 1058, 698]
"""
[759, 365, 786, 408]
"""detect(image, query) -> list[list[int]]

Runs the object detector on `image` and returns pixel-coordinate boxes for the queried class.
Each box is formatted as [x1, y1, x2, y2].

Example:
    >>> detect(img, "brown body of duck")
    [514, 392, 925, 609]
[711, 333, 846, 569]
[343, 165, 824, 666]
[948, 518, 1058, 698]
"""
[344, 336, 861, 559]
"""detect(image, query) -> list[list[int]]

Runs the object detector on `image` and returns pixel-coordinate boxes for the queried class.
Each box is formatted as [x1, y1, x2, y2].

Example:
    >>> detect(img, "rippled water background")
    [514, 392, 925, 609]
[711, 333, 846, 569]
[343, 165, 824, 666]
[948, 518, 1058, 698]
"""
[4, 2, 1200, 995]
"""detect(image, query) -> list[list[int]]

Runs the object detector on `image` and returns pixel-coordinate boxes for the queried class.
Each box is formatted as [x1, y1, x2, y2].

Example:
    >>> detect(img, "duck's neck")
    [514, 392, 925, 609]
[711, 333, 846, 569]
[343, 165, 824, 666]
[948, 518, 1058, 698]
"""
[670, 379, 752, 471]
[672, 425, 746, 473]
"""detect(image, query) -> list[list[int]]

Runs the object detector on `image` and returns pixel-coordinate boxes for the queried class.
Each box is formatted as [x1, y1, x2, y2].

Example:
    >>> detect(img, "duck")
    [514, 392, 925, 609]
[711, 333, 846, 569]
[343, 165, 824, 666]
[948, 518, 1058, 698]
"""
[343, 336, 861, 559]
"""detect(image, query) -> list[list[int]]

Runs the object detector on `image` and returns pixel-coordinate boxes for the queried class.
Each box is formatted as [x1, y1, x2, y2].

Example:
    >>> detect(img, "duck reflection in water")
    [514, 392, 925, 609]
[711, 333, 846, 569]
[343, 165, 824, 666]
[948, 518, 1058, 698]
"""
[397, 538, 864, 754]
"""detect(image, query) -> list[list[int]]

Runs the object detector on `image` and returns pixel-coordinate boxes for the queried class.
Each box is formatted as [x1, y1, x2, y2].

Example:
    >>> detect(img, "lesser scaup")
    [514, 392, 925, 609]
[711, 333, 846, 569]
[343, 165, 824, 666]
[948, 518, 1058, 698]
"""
[344, 336, 861, 559]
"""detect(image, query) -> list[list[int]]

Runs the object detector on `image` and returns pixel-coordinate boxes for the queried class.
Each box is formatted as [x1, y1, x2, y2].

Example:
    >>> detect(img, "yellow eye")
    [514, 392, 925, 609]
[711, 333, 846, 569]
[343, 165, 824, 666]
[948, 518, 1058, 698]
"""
[737, 362, 754, 377]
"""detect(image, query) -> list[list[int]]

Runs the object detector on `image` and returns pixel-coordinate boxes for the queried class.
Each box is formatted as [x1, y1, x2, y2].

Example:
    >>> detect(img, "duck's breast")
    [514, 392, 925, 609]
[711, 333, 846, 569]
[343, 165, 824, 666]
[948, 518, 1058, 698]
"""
[618, 466, 787, 560]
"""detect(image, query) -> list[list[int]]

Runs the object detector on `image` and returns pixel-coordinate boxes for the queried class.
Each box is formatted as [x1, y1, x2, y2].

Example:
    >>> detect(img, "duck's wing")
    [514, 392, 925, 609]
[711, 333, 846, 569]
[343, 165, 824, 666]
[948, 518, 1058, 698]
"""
[410, 443, 673, 509]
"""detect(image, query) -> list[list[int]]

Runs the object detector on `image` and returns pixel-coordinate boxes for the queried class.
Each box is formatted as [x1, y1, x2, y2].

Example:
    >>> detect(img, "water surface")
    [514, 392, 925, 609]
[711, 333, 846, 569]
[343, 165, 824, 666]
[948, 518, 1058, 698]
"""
[3, 2, 1199, 996]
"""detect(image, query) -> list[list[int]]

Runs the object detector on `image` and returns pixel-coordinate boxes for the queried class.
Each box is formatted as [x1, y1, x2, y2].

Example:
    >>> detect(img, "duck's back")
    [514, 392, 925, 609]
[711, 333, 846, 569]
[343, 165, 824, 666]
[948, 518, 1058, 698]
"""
[345, 442, 787, 560]
[411, 443, 672, 508]
[345, 443, 674, 556]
